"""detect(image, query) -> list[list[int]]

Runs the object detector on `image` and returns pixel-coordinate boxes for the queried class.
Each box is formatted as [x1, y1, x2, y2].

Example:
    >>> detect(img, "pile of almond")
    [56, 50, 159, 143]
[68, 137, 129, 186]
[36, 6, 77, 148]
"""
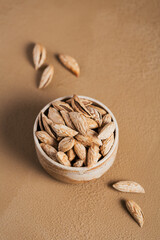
[36, 94, 116, 167]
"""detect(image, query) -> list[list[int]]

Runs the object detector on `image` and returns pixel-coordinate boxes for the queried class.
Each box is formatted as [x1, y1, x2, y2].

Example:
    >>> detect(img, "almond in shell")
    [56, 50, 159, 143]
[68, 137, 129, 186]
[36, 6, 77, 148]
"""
[33, 43, 46, 70]
[52, 101, 73, 112]
[98, 122, 115, 140]
[50, 123, 78, 137]
[48, 107, 65, 125]
[87, 144, 99, 167]
[90, 105, 106, 115]
[100, 134, 114, 156]
[36, 131, 57, 148]
[56, 151, 71, 166]
[69, 112, 88, 135]
[39, 65, 54, 89]
[85, 117, 98, 129]
[60, 110, 76, 130]
[59, 54, 80, 77]
[41, 113, 56, 139]
[74, 140, 86, 164]
[66, 98, 92, 106]
[40, 143, 57, 161]
[71, 95, 91, 117]
[126, 200, 144, 227]
[73, 159, 84, 167]
[58, 137, 75, 152]
[75, 134, 102, 147]
[102, 114, 112, 126]
[112, 181, 145, 193]
[86, 129, 98, 137]
[87, 106, 102, 127]
[67, 148, 76, 162]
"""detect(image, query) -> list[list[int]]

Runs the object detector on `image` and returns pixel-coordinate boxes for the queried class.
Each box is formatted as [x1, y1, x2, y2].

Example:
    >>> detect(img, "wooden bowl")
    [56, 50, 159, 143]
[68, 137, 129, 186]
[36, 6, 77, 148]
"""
[33, 96, 119, 183]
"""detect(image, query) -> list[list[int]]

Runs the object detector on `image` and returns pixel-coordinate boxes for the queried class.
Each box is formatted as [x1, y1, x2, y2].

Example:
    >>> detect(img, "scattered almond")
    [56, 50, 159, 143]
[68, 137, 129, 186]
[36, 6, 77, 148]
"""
[59, 54, 80, 77]
[39, 64, 54, 89]
[112, 181, 145, 193]
[33, 43, 46, 70]
[126, 200, 144, 227]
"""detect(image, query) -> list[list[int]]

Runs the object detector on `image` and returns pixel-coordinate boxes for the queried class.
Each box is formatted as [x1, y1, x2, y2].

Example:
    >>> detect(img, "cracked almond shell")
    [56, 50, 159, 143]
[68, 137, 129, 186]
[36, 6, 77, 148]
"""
[52, 101, 73, 112]
[39, 65, 54, 89]
[60, 110, 76, 130]
[41, 113, 56, 139]
[71, 95, 92, 117]
[33, 43, 46, 70]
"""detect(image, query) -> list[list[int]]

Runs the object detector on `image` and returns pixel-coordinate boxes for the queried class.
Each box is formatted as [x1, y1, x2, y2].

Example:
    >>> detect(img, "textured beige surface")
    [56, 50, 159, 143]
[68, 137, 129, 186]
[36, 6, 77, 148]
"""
[0, 0, 160, 239]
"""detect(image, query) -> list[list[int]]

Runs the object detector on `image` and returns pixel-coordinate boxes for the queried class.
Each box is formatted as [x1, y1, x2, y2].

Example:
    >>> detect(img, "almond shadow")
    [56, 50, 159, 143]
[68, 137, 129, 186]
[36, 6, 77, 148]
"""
[25, 42, 34, 68]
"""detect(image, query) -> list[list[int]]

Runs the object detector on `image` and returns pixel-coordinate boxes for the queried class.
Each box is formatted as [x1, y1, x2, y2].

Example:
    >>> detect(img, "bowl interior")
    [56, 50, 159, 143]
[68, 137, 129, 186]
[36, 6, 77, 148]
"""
[33, 95, 119, 172]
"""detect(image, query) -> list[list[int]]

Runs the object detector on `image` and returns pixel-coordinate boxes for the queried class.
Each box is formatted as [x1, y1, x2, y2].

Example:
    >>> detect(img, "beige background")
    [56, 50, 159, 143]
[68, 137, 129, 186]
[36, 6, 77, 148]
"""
[0, 0, 160, 239]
